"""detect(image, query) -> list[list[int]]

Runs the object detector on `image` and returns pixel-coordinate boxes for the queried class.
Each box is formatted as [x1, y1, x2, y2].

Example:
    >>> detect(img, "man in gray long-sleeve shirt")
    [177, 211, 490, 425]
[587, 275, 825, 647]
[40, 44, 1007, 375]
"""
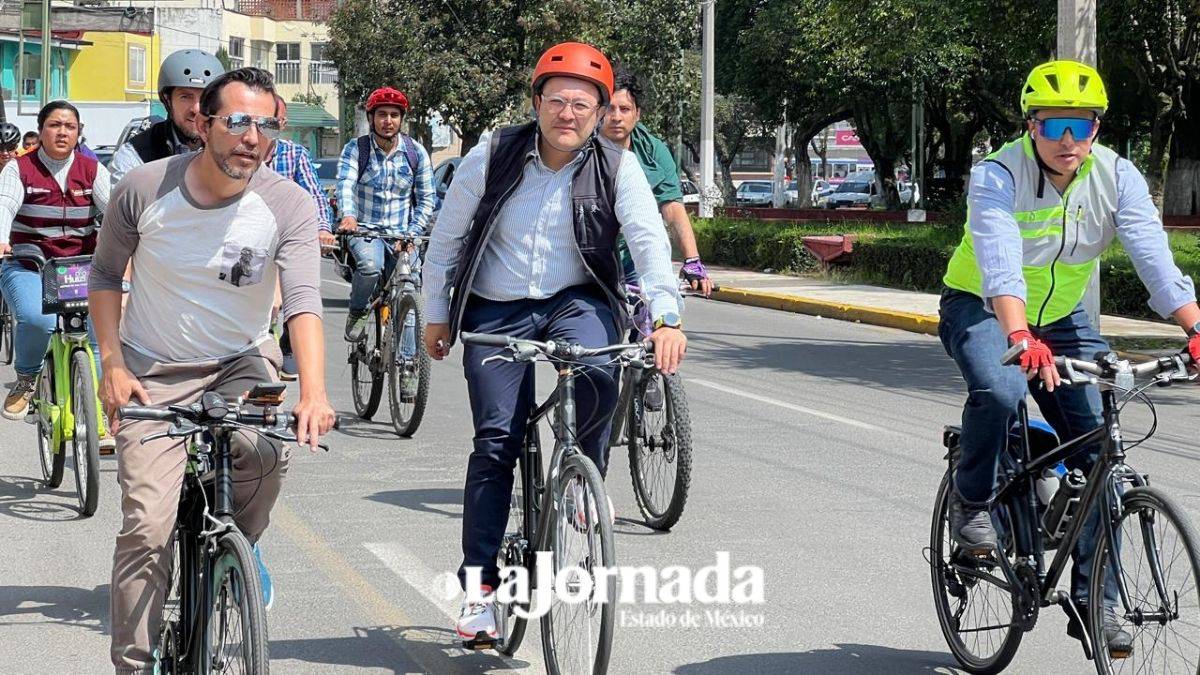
[89, 67, 336, 675]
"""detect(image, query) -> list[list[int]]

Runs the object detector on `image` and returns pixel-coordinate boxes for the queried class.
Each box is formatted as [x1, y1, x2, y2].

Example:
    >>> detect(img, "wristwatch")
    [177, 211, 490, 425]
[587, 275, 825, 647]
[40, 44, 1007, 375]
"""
[654, 312, 682, 330]
[1190, 320, 1200, 337]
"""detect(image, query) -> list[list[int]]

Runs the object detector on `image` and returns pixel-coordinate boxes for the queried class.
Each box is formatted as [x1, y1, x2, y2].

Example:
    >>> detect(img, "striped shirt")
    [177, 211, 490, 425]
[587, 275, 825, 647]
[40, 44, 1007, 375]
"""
[269, 139, 332, 231]
[423, 131, 682, 324]
[0, 147, 111, 243]
[335, 134, 435, 236]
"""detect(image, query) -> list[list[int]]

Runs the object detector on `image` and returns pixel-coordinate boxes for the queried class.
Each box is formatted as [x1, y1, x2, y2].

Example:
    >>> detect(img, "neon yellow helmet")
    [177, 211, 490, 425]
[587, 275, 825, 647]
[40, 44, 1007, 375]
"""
[1020, 60, 1108, 115]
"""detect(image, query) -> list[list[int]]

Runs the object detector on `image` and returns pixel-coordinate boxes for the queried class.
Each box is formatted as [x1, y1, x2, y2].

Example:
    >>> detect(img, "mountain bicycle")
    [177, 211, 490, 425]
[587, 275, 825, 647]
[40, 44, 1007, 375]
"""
[331, 229, 431, 437]
[460, 332, 652, 675]
[10, 244, 107, 516]
[120, 385, 333, 675]
[930, 346, 1200, 674]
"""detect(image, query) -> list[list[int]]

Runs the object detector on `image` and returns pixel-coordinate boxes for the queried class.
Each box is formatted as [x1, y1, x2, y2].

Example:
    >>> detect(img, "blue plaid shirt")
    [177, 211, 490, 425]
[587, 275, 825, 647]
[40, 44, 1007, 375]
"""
[270, 139, 332, 231]
[336, 135, 435, 236]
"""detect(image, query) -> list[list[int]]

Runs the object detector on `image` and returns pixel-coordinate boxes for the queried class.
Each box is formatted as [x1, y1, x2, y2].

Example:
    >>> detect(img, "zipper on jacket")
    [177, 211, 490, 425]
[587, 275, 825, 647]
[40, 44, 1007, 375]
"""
[1035, 203, 1070, 326]
[1068, 205, 1084, 257]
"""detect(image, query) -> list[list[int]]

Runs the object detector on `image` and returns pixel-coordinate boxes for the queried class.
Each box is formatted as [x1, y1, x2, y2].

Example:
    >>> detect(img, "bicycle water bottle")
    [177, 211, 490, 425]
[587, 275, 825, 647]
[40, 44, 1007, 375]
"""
[1035, 462, 1067, 506]
[1042, 468, 1086, 541]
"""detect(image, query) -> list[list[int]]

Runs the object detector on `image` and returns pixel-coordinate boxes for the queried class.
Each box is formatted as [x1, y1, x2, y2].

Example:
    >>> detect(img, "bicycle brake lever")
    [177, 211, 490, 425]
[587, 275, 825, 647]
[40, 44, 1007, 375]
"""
[138, 422, 198, 444]
[481, 354, 512, 366]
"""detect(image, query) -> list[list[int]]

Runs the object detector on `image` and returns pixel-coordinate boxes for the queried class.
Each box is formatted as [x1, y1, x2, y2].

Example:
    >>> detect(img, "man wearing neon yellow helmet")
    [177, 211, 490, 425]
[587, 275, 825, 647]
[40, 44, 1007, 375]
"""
[939, 59, 1200, 658]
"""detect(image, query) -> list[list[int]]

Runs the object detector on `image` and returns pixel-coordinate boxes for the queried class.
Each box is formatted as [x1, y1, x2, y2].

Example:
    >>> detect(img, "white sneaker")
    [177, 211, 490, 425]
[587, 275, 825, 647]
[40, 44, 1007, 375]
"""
[568, 481, 615, 530]
[457, 586, 498, 647]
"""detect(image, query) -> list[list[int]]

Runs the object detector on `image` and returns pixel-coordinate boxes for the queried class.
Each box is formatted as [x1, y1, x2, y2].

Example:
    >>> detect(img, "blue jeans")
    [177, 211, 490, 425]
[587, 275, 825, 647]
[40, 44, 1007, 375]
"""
[0, 260, 100, 378]
[938, 288, 1115, 606]
[457, 286, 620, 588]
[347, 236, 418, 358]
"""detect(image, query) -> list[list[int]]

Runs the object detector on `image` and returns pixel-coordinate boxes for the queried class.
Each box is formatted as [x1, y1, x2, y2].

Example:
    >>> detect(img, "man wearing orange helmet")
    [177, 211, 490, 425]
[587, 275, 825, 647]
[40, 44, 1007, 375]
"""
[424, 42, 687, 645]
[336, 86, 435, 342]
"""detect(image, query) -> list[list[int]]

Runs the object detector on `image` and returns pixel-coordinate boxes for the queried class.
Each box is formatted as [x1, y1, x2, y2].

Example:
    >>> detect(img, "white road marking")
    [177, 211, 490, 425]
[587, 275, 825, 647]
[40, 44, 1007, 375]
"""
[365, 541, 461, 622]
[687, 377, 882, 431]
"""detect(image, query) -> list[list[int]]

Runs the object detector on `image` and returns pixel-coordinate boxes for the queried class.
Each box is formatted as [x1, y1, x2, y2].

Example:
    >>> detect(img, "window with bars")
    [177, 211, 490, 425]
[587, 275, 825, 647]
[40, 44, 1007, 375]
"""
[308, 43, 337, 84]
[274, 42, 300, 84]
[229, 37, 245, 70]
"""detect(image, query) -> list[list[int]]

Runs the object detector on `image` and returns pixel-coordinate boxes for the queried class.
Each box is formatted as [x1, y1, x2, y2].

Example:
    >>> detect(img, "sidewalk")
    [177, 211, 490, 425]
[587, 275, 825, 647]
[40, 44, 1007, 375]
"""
[708, 266, 1182, 345]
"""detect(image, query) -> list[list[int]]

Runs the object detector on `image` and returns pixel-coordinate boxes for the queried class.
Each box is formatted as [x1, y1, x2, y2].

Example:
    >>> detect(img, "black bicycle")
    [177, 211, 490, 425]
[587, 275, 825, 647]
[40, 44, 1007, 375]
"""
[0, 291, 12, 365]
[120, 385, 332, 675]
[930, 347, 1200, 674]
[460, 332, 650, 675]
[331, 229, 431, 436]
[607, 283, 694, 530]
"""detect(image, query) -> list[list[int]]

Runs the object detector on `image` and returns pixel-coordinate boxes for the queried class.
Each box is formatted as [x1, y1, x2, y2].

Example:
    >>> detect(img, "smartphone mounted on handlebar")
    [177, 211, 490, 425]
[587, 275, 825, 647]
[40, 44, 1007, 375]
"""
[244, 382, 286, 407]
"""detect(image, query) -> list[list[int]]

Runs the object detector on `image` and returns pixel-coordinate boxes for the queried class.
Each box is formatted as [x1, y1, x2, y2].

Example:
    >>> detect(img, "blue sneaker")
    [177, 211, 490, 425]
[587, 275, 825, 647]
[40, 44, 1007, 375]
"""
[253, 543, 274, 610]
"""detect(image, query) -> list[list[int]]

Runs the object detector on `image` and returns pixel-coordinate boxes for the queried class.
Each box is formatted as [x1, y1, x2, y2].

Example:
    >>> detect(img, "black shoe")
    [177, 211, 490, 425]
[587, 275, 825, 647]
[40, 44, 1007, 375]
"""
[1066, 601, 1133, 659]
[948, 488, 997, 555]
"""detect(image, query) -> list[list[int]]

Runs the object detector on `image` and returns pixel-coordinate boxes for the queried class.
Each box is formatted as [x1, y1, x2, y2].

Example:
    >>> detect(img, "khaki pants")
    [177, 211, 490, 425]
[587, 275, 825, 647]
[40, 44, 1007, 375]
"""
[109, 342, 289, 674]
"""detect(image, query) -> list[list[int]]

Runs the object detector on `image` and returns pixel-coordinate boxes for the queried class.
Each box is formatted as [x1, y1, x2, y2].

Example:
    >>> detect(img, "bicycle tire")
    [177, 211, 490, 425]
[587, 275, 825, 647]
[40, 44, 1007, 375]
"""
[930, 471, 1022, 674]
[36, 356, 64, 488]
[497, 426, 544, 656]
[350, 309, 383, 419]
[627, 372, 693, 530]
[204, 530, 269, 674]
[0, 296, 12, 365]
[387, 292, 431, 437]
[70, 350, 100, 516]
[156, 524, 185, 674]
[1089, 485, 1200, 673]
[541, 453, 616, 675]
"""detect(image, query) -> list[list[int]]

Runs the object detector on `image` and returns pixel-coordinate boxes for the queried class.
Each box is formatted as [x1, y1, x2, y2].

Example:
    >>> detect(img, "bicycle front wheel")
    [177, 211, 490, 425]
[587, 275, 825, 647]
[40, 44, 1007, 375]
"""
[627, 372, 693, 530]
[204, 531, 269, 674]
[36, 356, 64, 488]
[70, 350, 100, 516]
[930, 471, 1022, 674]
[387, 292, 431, 437]
[541, 453, 616, 675]
[350, 310, 383, 419]
[1090, 485, 1200, 674]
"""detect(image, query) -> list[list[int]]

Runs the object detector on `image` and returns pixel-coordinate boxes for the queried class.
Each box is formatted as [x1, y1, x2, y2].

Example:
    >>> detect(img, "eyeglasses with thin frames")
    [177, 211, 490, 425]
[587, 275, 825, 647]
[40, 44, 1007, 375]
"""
[542, 96, 601, 119]
[212, 113, 283, 140]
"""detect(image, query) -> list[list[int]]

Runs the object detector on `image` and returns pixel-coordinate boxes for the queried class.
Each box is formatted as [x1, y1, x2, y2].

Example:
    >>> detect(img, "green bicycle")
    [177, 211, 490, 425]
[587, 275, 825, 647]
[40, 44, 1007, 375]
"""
[11, 245, 107, 517]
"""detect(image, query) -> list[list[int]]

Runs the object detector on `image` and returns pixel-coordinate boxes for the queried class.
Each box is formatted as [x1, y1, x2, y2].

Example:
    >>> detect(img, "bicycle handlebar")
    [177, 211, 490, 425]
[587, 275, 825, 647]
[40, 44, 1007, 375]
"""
[1002, 340, 1195, 386]
[461, 331, 654, 363]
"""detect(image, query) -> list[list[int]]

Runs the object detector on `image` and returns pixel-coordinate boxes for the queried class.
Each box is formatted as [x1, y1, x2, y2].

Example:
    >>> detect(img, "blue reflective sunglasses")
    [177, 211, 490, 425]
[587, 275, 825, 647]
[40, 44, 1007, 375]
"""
[1036, 117, 1096, 142]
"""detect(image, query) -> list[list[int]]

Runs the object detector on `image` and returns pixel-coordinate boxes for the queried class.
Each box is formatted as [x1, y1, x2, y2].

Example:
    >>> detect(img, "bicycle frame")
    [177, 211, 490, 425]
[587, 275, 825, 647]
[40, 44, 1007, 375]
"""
[36, 313, 107, 452]
[526, 364, 586, 552]
[977, 387, 1171, 635]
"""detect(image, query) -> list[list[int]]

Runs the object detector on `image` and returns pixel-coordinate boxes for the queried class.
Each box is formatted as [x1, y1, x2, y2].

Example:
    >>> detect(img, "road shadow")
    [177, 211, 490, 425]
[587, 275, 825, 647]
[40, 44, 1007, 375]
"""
[0, 474, 84, 521]
[272, 624, 530, 674]
[367, 488, 462, 519]
[614, 516, 671, 537]
[0, 583, 111, 636]
[322, 297, 351, 310]
[674, 644, 962, 674]
[332, 412, 404, 441]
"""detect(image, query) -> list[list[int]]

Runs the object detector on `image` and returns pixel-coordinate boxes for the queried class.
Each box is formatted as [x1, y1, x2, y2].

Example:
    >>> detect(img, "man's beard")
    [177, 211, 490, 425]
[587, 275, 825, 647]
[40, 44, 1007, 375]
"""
[213, 144, 260, 180]
[172, 118, 201, 145]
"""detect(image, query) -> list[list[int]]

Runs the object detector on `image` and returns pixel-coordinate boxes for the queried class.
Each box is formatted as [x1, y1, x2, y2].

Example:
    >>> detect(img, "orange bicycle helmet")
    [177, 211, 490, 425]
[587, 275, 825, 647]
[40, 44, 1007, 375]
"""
[531, 42, 614, 104]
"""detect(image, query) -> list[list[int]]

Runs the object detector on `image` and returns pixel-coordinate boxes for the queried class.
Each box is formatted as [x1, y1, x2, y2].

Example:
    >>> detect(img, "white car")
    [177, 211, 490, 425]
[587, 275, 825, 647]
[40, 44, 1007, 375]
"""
[825, 179, 875, 208]
[680, 178, 699, 205]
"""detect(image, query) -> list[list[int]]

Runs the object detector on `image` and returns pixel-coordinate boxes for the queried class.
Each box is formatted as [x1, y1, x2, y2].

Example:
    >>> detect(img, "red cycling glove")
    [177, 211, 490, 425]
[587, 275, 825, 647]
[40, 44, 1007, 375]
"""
[1008, 329, 1054, 371]
[1187, 333, 1200, 365]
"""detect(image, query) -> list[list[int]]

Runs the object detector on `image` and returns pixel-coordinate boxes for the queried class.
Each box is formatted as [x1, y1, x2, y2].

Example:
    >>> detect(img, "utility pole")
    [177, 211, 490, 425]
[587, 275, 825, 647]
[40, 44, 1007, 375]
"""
[1058, 0, 1099, 327]
[40, 0, 51, 106]
[772, 121, 788, 208]
[699, 0, 716, 218]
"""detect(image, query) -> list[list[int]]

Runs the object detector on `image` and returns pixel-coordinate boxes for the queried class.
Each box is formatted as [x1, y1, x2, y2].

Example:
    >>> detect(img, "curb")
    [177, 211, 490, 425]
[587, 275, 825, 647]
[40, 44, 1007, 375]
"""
[712, 285, 1161, 362]
[713, 286, 940, 336]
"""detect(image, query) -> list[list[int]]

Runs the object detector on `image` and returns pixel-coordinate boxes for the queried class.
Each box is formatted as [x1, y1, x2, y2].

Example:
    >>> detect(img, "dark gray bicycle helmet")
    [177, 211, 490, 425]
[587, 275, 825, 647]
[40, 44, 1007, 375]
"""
[158, 49, 225, 104]
[0, 123, 20, 148]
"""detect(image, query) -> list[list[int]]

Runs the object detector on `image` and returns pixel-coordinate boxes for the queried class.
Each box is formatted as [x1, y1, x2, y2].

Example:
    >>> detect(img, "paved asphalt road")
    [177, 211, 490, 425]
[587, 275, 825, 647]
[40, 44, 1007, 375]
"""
[4, 263, 1200, 674]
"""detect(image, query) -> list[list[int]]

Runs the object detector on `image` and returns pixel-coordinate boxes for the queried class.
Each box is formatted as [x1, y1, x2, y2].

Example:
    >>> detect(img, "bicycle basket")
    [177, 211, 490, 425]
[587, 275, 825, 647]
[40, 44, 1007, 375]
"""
[41, 255, 93, 314]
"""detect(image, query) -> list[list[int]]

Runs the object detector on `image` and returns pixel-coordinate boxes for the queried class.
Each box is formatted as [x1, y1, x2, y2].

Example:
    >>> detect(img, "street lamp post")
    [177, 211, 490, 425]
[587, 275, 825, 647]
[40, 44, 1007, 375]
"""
[699, 0, 716, 218]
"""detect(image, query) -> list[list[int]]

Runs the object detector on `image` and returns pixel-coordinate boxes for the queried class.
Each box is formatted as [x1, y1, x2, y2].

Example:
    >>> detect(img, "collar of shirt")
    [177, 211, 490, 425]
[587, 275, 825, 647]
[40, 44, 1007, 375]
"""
[527, 138, 589, 174]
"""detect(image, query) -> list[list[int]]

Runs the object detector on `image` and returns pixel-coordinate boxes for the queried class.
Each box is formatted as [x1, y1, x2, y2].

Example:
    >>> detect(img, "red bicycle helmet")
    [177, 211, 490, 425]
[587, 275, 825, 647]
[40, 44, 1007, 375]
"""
[366, 87, 410, 114]
[531, 42, 614, 104]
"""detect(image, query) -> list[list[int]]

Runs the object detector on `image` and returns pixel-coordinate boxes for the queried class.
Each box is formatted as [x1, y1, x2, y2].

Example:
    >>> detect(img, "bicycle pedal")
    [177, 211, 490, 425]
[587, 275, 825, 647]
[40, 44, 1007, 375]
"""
[1110, 648, 1132, 660]
[460, 632, 498, 651]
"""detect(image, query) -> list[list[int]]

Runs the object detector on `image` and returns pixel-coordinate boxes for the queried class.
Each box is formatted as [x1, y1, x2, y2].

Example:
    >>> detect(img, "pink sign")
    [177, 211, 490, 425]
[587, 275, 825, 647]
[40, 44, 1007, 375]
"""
[834, 130, 861, 147]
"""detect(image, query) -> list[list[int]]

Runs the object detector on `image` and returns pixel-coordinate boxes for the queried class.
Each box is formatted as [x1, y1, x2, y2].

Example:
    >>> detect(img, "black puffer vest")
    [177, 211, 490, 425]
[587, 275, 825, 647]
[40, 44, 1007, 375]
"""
[447, 122, 625, 343]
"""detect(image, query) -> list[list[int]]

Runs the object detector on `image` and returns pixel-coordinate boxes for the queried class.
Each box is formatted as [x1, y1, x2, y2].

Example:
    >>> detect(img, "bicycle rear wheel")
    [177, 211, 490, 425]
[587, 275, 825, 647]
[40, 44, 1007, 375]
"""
[204, 530, 269, 674]
[627, 372, 692, 530]
[70, 350, 100, 516]
[350, 310, 383, 419]
[0, 295, 12, 365]
[1090, 485, 1200, 674]
[387, 292, 431, 437]
[36, 356, 64, 488]
[930, 471, 1022, 674]
[156, 528, 185, 674]
[541, 453, 616, 675]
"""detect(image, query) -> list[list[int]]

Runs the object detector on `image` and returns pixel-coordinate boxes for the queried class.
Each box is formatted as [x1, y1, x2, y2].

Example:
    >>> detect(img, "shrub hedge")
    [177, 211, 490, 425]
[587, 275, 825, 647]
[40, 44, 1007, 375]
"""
[693, 217, 1200, 320]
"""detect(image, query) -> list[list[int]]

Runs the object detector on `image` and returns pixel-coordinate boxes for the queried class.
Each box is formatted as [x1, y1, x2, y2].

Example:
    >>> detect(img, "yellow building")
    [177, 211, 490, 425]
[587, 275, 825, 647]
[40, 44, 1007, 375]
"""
[68, 31, 162, 103]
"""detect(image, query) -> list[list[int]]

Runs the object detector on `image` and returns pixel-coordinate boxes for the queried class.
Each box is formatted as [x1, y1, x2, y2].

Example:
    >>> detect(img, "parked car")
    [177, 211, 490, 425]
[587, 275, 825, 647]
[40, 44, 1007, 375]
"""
[92, 144, 117, 169]
[115, 115, 163, 149]
[825, 178, 875, 208]
[311, 156, 340, 219]
[785, 180, 799, 206]
[811, 179, 837, 206]
[680, 178, 699, 205]
[734, 180, 773, 206]
[431, 156, 461, 211]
